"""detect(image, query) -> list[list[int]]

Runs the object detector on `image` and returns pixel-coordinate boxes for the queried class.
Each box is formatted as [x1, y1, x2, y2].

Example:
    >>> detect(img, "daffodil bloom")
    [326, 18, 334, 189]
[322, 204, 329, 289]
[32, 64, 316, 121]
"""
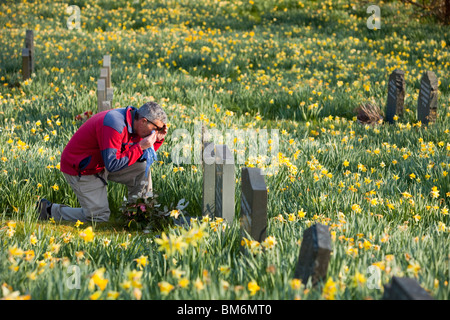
[89, 268, 108, 291]
[134, 255, 148, 270]
[261, 236, 277, 249]
[127, 270, 143, 289]
[430, 186, 439, 198]
[407, 262, 421, 276]
[170, 209, 181, 219]
[79, 226, 95, 242]
[194, 278, 205, 291]
[178, 278, 189, 288]
[158, 281, 174, 295]
[322, 277, 337, 300]
[107, 291, 119, 300]
[353, 272, 366, 287]
[74, 220, 83, 228]
[89, 291, 102, 300]
[247, 280, 260, 296]
[290, 279, 302, 290]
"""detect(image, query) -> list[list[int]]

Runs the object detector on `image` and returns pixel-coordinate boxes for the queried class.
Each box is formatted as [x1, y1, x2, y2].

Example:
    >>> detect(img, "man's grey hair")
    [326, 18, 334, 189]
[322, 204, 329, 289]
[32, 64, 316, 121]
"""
[137, 101, 167, 124]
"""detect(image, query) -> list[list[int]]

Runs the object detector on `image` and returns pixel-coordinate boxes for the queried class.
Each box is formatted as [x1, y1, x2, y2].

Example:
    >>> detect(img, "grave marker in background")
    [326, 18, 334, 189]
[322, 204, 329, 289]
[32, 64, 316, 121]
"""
[417, 71, 438, 125]
[385, 69, 405, 124]
[97, 78, 107, 112]
[294, 223, 332, 287]
[25, 30, 34, 73]
[22, 48, 31, 81]
[215, 144, 235, 223]
[382, 277, 434, 300]
[202, 141, 215, 218]
[240, 167, 267, 243]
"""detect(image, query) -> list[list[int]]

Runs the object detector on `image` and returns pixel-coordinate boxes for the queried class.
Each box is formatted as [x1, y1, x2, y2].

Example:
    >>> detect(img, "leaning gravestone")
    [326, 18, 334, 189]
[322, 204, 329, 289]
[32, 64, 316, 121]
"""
[382, 276, 434, 300]
[385, 69, 405, 124]
[294, 223, 332, 287]
[417, 71, 438, 126]
[215, 144, 235, 223]
[202, 141, 215, 218]
[240, 167, 267, 243]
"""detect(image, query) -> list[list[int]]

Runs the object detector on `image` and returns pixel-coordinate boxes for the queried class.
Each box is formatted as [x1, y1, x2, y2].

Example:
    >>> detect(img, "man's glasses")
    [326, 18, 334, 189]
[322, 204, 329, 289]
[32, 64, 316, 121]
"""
[146, 119, 166, 132]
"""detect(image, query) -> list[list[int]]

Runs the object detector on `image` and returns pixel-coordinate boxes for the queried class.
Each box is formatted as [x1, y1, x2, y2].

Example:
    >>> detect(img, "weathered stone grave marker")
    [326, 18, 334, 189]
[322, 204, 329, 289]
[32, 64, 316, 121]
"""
[25, 30, 34, 72]
[385, 69, 405, 124]
[214, 144, 235, 223]
[382, 276, 434, 300]
[294, 223, 332, 287]
[417, 71, 438, 126]
[202, 141, 215, 218]
[240, 167, 267, 243]
[97, 55, 114, 112]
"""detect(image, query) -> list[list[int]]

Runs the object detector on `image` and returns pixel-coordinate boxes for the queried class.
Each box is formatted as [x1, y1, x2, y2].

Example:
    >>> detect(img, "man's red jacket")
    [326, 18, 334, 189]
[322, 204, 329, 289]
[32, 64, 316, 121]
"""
[60, 106, 164, 176]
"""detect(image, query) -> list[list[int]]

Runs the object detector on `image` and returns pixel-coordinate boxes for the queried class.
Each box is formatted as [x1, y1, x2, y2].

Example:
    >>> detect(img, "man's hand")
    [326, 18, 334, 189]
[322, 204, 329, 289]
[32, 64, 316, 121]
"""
[139, 130, 157, 150]
[156, 125, 168, 141]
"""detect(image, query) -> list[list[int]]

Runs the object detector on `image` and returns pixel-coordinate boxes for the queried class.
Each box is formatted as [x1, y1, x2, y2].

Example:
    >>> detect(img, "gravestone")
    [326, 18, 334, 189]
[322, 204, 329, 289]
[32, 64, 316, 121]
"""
[100, 68, 109, 87]
[417, 71, 438, 125]
[106, 88, 114, 108]
[103, 55, 111, 88]
[385, 69, 405, 124]
[22, 48, 31, 81]
[240, 167, 267, 243]
[202, 141, 215, 218]
[294, 223, 332, 287]
[382, 277, 434, 300]
[25, 30, 34, 73]
[214, 144, 235, 223]
[97, 78, 107, 112]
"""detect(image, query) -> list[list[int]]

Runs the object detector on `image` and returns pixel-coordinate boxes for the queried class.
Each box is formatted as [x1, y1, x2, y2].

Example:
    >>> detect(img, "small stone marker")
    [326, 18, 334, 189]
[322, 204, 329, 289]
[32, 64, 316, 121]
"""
[294, 223, 332, 286]
[97, 78, 107, 112]
[25, 30, 34, 73]
[417, 71, 438, 125]
[240, 167, 267, 243]
[385, 69, 405, 124]
[214, 144, 235, 223]
[382, 277, 434, 300]
[202, 141, 215, 218]
[22, 48, 31, 81]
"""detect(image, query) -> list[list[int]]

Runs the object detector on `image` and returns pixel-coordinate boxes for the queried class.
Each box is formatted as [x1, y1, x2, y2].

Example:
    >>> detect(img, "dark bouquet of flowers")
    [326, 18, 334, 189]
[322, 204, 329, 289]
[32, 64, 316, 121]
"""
[121, 193, 189, 233]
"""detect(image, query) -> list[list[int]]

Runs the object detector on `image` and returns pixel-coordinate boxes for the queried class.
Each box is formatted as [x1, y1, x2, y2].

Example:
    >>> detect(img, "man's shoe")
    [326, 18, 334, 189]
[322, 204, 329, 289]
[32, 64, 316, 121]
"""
[36, 198, 52, 220]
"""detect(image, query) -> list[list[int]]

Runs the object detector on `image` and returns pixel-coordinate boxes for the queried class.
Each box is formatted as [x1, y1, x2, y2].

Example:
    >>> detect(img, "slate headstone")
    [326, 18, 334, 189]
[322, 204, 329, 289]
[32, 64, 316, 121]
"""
[240, 167, 267, 243]
[215, 144, 235, 223]
[382, 276, 434, 300]
[202, 141, 215, 218]
[417, 71, 438, 125]
[25, 30, 34, 73]
[385, 69, 405, 124]
[22, 48, 31, 81]
[294, 223, 332, 286]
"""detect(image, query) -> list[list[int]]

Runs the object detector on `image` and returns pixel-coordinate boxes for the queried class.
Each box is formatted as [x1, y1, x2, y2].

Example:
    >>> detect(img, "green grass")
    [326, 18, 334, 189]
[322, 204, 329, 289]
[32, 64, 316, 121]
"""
[0, 0, 449, 300]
